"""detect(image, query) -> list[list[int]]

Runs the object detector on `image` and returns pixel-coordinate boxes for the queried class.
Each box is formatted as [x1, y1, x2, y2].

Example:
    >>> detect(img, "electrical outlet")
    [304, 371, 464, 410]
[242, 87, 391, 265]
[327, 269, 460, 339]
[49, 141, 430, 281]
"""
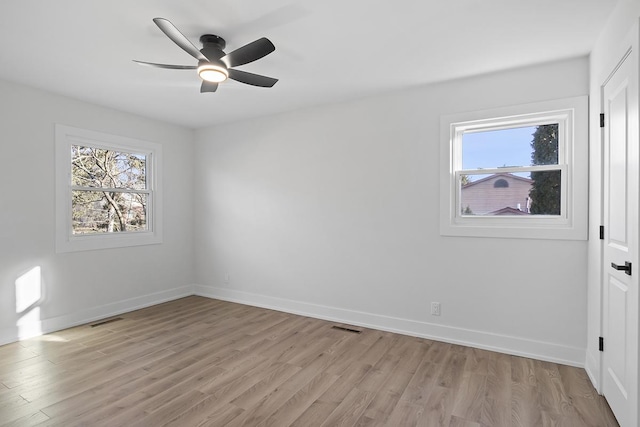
[431, 302, 441, 316]
[224, 273, 230, 284]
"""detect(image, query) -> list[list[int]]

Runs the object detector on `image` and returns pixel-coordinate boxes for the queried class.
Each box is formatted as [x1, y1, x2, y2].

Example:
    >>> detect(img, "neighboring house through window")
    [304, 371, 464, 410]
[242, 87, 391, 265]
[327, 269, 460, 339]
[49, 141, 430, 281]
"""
[461, 173, 532, 215]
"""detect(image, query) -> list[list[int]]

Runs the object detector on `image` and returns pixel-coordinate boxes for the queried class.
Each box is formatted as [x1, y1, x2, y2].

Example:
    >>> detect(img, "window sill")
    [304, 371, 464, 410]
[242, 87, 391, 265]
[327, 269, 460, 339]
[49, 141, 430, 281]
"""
[56, 231, 162, 253]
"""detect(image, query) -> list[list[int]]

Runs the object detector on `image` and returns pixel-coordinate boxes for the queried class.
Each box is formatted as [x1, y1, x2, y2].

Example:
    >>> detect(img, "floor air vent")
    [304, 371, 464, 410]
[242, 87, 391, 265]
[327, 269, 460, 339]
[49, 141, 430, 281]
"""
[331, 325, 362, 334]
[91, 317, 124, 327]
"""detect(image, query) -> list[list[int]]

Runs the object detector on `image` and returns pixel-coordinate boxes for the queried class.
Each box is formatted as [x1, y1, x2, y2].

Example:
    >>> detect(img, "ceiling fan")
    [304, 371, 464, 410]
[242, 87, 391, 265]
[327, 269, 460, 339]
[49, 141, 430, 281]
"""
[134, 18, 278, 93]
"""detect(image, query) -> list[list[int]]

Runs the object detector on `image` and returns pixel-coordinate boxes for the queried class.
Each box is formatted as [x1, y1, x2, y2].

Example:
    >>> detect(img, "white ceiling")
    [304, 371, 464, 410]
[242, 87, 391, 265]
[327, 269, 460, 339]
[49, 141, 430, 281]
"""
[0, 0, 618, 129]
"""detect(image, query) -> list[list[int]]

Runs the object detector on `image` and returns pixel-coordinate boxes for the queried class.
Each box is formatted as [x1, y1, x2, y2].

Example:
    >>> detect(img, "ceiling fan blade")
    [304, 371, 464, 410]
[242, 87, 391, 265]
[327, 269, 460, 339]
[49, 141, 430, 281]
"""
[228, 69, 278, 87]
[201, 81, 219, 93]
[221, 38, 275, 68]
[153, 17, 207, 61]
[133, 60, 196, 70]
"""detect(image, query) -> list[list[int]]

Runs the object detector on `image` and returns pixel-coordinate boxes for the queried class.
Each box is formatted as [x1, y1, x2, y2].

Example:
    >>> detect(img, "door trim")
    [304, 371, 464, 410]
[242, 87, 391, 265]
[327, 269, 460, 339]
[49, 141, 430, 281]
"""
[597, 22, 640, 427]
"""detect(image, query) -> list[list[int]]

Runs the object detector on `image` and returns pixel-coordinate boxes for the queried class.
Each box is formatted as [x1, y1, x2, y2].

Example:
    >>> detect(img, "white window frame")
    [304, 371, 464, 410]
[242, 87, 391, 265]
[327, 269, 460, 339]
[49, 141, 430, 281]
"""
[55, 125, 163, 252]
[440, 96, 588, 240]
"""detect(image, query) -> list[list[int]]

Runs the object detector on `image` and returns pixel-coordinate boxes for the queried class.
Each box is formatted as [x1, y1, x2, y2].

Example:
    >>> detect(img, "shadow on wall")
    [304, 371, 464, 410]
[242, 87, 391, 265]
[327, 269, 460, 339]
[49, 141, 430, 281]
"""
[15, 266, 44, 339]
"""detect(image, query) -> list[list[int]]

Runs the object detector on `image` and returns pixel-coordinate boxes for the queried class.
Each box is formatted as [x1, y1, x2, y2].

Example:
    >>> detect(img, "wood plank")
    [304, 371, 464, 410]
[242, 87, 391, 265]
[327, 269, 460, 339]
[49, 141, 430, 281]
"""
[511, 382, 543, 427]
[163, 401, 244, 427]
[197, 356, 274, 397]
[384, 400, 425, 427]
[436, 350, 467, 389]
[129, 389, 209, 427]
[395, 358, 442, 406]
[448, 415, 484, 427]
[229, 363, 302, 410]
[0, 358, 63, 389]
[0, 411, 49, 427]
[290, 400, 337, 427]
[451, 373, 487, 422]
[254, 371, 339, 427]
[290, 363, 372, 425]
[0, 397, 43, 426]
[39, 364, 173, 421]
[356, 368, 414, 425]
[319, 388, 374, 427]
[420, 385, 456, 426]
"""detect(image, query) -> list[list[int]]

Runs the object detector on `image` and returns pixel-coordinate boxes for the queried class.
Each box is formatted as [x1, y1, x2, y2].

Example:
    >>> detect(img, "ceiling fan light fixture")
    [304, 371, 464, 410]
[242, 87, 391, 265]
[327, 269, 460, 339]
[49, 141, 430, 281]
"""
[197, 63, 229, 83]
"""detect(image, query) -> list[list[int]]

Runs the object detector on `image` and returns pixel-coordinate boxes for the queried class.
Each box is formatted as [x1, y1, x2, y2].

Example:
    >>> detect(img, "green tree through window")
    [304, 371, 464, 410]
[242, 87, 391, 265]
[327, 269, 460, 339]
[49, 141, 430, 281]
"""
[529, 124, 560, 215]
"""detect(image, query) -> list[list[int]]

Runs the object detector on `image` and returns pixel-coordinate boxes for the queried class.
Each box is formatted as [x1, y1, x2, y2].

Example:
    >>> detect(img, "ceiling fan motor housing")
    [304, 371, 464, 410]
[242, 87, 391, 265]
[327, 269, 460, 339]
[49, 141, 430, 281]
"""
[200, 34, 226, 60]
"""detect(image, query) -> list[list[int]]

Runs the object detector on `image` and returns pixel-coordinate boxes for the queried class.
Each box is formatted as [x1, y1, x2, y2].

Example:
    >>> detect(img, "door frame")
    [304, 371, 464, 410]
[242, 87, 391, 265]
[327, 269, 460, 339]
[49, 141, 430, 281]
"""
[597, 20, 640, 427]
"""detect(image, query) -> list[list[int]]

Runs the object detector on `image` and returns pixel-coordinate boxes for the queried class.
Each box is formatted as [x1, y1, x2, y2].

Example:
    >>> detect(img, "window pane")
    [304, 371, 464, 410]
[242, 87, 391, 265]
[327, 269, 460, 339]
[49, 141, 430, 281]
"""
[71, 146, 147, 190]
[529, 170, 561, 215]
[462, 124, 558, 169]
[72, 190, 147, 234]
[460, 171, 561, 216]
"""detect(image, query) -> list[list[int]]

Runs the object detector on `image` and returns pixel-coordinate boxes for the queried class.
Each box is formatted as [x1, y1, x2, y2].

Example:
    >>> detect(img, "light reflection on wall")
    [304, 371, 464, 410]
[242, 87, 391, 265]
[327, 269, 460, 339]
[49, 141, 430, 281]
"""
[15, 266, 43, 339]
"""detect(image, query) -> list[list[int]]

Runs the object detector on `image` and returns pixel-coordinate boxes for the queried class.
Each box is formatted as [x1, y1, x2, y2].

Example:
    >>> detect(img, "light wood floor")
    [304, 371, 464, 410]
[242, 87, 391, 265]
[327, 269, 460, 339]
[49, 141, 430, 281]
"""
[0, 296, 618, 426]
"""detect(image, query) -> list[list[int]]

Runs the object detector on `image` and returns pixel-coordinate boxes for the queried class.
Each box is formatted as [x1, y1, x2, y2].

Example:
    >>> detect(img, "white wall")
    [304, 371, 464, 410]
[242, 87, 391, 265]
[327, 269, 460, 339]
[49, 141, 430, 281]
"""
[0, 79, 195, 345]
[194, 57, 589, 366]
[586, 0, 640, 392]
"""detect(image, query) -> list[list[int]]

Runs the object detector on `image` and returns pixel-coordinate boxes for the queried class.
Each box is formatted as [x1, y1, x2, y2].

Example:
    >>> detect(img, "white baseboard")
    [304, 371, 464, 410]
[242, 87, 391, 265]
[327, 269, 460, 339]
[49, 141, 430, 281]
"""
[1, 283, 587, 369]
[195, 284, 586, 367]
[0, 284, 194, 346]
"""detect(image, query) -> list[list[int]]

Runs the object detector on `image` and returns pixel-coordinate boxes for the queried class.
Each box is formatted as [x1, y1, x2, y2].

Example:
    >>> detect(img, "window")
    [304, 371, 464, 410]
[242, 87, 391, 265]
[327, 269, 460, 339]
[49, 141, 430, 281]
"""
[56, 125, 163, 252]
[440, 96, 588, 240]
[493, 179, 509, 188]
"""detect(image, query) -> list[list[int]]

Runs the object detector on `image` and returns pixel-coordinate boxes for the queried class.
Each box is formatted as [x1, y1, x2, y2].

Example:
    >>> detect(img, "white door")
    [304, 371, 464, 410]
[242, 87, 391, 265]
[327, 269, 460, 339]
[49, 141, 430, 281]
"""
[602, 45, 639, 427]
